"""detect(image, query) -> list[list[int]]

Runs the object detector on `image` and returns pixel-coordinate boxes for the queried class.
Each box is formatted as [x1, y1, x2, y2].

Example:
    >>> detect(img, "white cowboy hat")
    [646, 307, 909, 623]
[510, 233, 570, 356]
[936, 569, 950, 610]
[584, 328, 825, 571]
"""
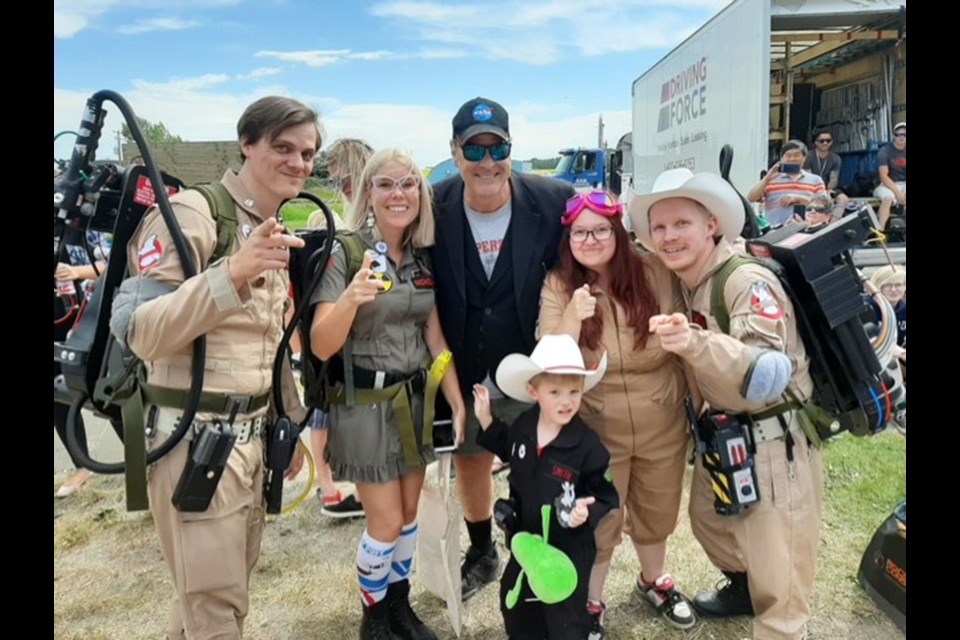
[496, 334, 608, 403]
[626, 168, 744, 249]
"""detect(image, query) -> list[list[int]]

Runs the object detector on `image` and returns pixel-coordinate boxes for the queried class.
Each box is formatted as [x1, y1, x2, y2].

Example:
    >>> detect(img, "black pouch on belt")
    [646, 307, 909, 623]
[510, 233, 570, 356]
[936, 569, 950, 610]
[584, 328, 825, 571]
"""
[265, 417, 299, 515]
[172, 425, 237, 512]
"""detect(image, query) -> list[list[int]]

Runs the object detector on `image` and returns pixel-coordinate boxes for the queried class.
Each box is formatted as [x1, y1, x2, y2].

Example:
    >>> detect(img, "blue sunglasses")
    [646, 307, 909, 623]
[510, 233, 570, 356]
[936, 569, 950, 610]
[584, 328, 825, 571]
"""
[461, 142, 512, 162]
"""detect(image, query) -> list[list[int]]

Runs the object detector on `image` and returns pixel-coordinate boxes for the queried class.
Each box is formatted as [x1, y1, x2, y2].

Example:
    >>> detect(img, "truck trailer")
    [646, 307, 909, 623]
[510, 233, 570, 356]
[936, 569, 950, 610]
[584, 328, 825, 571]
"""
[627, 0, 906, 203]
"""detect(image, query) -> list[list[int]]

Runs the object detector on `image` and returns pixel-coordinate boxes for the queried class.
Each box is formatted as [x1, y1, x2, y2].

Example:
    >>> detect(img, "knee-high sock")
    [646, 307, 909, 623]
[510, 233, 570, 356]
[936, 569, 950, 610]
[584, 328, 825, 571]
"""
[357, 531, 396, 606]
[389, 521, 418, 584]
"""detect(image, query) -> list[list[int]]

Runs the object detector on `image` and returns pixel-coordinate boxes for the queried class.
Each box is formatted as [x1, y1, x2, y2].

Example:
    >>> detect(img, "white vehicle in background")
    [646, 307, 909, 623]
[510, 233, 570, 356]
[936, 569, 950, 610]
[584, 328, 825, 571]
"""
[625, 0, 906, 264]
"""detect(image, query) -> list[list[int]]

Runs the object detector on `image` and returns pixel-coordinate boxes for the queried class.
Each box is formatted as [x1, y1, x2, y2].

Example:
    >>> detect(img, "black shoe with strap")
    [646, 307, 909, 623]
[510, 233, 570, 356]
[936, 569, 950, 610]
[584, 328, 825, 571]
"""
[360, 599, 398, 640]
[692, 571, 755, 618]
[461, 544, 500, 601]
[385, 579, 438, 640]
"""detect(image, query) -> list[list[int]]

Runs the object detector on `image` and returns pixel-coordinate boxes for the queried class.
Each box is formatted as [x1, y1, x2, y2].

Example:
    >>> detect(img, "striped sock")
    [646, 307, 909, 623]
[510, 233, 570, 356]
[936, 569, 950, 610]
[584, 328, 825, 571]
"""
[389, 521, 418, 583]
[357, 531, 396, 606]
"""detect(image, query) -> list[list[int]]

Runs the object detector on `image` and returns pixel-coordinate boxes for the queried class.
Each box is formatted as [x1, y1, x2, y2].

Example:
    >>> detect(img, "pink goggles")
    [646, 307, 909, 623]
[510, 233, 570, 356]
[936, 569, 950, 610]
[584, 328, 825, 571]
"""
[562, 191, 624, 226]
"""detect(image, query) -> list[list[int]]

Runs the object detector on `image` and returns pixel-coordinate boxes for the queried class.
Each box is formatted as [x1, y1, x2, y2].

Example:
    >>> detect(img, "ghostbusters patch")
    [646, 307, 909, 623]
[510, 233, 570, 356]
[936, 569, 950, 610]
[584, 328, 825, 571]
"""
[138, 235, 164, 272]
[555, 481, 576, 528]
[750, 281, 783, 320]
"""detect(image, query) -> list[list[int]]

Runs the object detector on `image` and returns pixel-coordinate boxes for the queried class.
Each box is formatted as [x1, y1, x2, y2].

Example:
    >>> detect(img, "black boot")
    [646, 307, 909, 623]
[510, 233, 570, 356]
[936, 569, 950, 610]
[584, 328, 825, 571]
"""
[385, 579, 438, 640]
[692, 571, 755, 618]
[360, 599, 397, 640]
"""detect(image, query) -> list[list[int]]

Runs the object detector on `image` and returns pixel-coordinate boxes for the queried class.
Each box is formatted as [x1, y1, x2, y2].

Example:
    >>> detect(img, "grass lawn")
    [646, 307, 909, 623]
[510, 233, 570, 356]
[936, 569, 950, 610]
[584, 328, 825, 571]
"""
[54, 425, 905, 639]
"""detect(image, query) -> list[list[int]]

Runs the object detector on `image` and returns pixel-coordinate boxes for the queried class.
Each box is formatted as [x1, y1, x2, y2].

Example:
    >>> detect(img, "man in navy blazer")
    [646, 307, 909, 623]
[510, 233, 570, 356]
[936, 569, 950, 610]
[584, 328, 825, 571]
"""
[431, 97, 575, 601]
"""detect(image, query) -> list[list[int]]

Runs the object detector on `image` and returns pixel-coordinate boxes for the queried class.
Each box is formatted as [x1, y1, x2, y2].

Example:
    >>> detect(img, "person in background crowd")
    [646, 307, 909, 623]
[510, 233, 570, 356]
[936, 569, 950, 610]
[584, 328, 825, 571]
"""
[748, 140, 827, 228]
[874, 122, 906, 231]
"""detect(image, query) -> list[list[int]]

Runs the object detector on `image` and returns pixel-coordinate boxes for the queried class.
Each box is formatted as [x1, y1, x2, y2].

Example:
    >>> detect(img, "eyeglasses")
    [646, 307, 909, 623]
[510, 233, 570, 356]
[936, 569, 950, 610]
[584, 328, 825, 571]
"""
[371, 174, 421, 193]
[816, 138, 832, 144]
[881, 282, 906, 291]
[563, 191, 624, 225]
[806, 207, 829, 214]
[460, 142, 512, 162]
[893, 133, 907, 138]
[570, 225, 615, 244]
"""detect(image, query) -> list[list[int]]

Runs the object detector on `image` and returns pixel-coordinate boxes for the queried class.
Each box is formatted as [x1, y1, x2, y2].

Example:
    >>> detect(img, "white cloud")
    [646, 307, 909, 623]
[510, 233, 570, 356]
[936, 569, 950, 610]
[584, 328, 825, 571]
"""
[369, 0, 726, 62]
[54, 0, 120, 38]
[236, 67, 283, 80]
[117, 17, 201, 35]
[255, 49, 351, 67]
[54, 0, 241, 38]
[132, 74, 231, 92]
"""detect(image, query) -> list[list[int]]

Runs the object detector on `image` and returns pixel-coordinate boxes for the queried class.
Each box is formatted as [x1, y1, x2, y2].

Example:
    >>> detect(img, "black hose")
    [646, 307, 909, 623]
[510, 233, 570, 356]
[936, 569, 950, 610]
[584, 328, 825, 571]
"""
[719, 144, 761, 239]
[270, 194, 337, 421]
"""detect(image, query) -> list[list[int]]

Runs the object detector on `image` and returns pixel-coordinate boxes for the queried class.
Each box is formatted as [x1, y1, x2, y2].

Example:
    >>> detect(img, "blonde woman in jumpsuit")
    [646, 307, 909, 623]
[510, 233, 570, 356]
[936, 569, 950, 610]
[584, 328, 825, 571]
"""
[538, 190, 696, 638]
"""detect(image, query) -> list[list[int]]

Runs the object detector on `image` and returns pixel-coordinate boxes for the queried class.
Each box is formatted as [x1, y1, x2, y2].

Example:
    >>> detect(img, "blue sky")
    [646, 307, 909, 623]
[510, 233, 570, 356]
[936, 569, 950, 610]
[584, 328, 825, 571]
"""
[54, 0, 730, 168]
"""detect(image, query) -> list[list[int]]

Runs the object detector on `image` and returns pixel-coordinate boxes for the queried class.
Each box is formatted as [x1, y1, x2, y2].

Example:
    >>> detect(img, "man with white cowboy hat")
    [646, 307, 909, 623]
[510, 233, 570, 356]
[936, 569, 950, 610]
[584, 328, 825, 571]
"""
[627, 168, 824, 640]
[472, 334, 619, 640]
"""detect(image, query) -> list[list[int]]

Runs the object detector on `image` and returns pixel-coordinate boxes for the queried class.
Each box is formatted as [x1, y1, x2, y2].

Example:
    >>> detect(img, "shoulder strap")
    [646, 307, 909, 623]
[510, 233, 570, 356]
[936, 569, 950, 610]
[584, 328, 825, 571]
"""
[334, 229, 367, 283]
[193, 182, 238, 264]
[331, 229, 368, 405]
[710, 255, 768, 335]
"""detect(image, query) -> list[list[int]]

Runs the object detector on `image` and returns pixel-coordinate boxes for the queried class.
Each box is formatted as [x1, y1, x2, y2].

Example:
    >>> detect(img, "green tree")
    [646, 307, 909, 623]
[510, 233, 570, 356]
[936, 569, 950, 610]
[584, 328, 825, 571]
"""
[121, 117, 183, 144]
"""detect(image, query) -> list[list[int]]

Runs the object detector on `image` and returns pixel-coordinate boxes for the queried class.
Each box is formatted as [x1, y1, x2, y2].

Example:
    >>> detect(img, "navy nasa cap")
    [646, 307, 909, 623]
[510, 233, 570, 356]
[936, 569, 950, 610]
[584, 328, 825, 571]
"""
[452, 97, 510, 142]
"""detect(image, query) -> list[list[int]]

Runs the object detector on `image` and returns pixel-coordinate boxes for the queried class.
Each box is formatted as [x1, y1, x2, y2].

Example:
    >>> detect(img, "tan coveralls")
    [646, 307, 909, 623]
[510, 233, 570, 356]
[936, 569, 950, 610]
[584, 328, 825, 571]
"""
[539, 254, 690, 563]
[677, 237, 824, 640]
[125, 170, 304, 640]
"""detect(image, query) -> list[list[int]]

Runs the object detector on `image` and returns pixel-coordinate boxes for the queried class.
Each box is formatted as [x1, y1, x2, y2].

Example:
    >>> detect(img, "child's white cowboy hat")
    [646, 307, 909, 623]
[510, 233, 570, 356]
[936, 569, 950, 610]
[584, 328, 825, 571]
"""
[496, 334, 608, 403]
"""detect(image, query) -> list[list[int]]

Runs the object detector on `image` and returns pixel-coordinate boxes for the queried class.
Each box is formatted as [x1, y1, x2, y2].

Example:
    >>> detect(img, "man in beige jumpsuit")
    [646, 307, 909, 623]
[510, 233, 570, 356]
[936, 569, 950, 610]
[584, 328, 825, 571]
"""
[116, 96, 317, 639]
[628, 168, 824, 640]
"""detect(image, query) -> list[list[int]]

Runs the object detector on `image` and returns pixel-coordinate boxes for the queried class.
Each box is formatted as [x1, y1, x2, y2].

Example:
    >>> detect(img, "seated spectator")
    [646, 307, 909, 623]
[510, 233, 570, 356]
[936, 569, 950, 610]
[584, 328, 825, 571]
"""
[796, 194, 835, 228]
[748, 140, 827, 228]
[803, 130, 848, 214]
[874, 122, 906, 231]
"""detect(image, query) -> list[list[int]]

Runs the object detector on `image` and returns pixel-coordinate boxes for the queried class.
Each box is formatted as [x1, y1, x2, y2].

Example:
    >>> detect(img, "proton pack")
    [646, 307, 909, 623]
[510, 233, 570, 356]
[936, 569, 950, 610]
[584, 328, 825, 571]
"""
[711, 208, 906, 440]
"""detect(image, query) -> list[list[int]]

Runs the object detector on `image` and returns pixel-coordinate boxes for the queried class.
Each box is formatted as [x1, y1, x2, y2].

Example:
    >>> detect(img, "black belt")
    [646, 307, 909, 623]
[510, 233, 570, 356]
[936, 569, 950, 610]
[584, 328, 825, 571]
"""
[349, 366, 424, 392]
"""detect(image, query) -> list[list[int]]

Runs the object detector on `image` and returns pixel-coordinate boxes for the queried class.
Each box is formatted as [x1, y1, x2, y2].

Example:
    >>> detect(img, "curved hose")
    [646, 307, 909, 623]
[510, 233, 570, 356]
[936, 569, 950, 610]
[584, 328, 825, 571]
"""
[270, 193, 337, 421]
[719, 144, 761, 239]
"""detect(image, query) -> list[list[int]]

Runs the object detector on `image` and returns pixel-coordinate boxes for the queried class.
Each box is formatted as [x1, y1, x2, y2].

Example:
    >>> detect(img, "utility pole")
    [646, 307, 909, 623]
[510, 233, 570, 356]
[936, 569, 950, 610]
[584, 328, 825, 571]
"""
[115, 130, 122, 161]
[598, 114, 604, 149]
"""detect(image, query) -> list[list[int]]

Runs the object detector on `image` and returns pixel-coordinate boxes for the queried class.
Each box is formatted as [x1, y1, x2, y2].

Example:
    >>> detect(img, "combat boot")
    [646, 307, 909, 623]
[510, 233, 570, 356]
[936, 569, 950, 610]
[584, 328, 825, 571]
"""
[692, 571, 755, 618]
[385, 579, 438, 640]
[360, 599, 397, 640]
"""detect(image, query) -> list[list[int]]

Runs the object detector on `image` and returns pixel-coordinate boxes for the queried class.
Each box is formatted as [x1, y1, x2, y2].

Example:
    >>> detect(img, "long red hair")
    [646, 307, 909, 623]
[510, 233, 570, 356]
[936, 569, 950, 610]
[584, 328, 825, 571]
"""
[555, 223, 658, 351]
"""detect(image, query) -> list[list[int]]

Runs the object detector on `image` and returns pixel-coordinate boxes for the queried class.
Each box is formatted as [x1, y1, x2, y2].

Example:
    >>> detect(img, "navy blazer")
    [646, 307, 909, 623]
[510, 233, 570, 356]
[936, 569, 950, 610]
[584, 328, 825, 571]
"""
[430, 172, 574, 359]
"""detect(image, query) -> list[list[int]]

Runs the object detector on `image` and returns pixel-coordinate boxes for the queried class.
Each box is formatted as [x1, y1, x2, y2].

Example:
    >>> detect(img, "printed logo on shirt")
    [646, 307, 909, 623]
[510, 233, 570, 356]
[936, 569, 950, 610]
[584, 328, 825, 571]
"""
[518, 444, 527, 460]
[475, 239, 504, 255]
[138, 235, 164, 272]
[750, 281, 783, 320]
[546, 460, 579, 485]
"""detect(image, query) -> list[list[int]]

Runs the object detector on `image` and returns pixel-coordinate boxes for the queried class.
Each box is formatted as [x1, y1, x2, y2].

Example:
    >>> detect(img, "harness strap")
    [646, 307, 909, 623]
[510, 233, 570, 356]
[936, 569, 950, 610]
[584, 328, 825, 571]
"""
[122, 386, 149, 511]
[140, 383, 270, 415]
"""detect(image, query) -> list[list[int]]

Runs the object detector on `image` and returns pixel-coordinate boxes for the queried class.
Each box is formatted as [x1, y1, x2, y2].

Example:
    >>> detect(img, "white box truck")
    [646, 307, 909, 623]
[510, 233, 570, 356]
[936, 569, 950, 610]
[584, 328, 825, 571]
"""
[628, 0, 906, 204]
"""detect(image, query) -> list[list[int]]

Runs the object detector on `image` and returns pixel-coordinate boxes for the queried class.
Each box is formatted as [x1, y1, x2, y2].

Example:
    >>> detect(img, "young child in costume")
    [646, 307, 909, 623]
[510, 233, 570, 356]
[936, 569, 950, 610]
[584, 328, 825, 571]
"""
[473, 334, 619, 639]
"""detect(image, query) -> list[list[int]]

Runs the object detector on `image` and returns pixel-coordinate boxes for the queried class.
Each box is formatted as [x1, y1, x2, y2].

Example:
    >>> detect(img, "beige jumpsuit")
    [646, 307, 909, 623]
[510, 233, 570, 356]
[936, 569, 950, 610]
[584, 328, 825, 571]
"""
[676, 238, 824, 640]
[539, 254, 690, 563]
[125, 170, 304, 640]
